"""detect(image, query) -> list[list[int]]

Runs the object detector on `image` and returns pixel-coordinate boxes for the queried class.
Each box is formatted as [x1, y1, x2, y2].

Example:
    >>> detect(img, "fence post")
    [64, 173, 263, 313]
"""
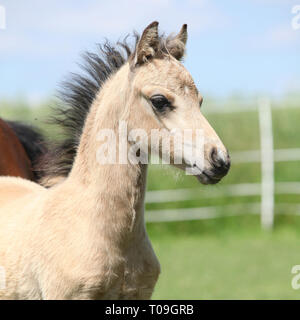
[258, 97, 274, 230]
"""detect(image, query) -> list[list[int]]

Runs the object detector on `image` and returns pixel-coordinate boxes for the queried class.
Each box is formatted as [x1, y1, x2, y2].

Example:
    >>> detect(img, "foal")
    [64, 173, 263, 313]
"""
[0, 22, 230, 299]
[0, 119, 45, 181]
[0, 118, 33, 179]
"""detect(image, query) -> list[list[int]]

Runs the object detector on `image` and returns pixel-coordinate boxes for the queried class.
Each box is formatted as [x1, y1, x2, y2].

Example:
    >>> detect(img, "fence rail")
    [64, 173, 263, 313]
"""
[145, 99, 300, 229]
[146, 182, 300, 204]
[232, 148, 300, 163]
[146, 202, 300, 223]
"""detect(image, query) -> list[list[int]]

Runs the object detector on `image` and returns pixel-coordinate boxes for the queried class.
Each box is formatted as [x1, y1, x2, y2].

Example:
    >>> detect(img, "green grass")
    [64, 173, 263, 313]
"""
[0, 98, 59, 138]
[148, 216, 300, 299]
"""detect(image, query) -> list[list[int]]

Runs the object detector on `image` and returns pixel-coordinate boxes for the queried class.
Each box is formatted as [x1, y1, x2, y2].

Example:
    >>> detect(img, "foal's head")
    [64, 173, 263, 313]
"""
[40, 22, 230, 186]
[122, 22, 230, 184]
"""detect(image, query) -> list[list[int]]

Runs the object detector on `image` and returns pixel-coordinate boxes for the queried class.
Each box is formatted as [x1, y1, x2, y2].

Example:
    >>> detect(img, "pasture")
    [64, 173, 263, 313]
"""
[1, 97, 300, 299]
[149, 216, 300, 299]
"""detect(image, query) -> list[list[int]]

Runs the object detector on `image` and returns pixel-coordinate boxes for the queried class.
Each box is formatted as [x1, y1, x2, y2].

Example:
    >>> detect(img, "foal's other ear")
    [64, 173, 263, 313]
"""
[166, 24, 188, 60]
[133, 21, 159, 66]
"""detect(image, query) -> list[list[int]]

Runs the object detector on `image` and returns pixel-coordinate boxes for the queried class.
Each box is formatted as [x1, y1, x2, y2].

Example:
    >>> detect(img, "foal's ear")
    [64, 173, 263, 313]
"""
[166, 24, 188, 60]
[133, 21, 159, 66]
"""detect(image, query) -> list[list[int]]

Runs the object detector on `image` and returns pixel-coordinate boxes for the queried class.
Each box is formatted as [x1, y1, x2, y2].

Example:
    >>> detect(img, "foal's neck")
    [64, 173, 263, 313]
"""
[68, 64, 148, 247]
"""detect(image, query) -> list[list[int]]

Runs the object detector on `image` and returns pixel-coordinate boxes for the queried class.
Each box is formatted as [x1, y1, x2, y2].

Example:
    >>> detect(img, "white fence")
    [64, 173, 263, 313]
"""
[145, 99, 300, 229]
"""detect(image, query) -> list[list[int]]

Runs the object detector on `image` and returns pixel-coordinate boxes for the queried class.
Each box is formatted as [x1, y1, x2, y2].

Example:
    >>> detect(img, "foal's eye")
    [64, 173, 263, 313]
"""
[150, 95, 171, 111]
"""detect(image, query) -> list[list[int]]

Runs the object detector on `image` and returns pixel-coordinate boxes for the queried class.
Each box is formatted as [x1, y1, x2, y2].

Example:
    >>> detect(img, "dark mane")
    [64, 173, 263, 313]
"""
[39, 40, 134, 181]
[39, 33, 171, 183]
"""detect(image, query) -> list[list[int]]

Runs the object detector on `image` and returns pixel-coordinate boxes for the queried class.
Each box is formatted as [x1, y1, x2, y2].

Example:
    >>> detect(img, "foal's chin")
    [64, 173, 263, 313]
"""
[173, 164, 223, 185]
[181, 164, 226, 185]
[195, 172, 222, 185]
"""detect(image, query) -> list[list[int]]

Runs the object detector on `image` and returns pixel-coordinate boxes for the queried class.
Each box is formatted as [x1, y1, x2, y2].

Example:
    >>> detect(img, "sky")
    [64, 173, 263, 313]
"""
[0, 0, 300, 104]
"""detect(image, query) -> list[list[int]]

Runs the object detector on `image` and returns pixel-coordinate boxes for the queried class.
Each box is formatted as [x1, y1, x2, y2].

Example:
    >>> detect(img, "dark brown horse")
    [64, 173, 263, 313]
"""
[0, 118, 46, 181]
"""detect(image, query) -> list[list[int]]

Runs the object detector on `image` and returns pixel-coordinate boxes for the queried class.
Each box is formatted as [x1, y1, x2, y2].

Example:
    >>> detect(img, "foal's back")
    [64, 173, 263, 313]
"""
[0, 176, 43, 208]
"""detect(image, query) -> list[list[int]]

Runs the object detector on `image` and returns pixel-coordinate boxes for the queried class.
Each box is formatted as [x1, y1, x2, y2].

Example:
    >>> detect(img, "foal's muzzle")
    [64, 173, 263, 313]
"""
[197, 147, 231, 185]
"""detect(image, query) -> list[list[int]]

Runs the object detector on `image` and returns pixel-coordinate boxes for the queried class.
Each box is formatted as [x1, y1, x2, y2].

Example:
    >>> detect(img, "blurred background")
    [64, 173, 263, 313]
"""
[1, 0, 300, 299]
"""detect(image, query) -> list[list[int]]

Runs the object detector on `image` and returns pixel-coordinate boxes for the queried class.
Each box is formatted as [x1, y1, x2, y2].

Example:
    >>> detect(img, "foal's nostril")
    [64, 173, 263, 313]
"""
[210, 148, 231, 176]
[210, 147, 225, 167]
[210, 147, 218, 164]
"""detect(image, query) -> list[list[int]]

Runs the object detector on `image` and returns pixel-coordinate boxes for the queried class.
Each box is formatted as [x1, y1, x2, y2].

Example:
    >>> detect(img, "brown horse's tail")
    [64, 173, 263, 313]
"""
[7, 121, 48, 181]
